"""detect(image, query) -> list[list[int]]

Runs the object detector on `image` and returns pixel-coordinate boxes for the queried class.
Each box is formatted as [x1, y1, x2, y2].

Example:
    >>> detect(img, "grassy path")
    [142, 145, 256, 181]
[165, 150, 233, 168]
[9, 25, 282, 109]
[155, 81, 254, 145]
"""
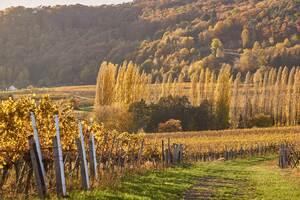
[72, 156, 300, 200]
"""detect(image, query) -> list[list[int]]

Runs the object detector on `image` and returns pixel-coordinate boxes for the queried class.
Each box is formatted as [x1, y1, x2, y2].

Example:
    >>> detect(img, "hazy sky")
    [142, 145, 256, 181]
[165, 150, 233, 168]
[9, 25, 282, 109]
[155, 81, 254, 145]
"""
[0, 0, 133, 10]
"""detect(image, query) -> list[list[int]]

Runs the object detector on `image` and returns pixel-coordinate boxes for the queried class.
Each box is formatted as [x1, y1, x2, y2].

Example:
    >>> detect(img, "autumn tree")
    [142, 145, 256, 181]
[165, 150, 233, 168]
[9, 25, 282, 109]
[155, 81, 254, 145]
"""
[214, 64, 232, 129]
[95, 62, 117, 107]
[190, 74, 198, 106]
[241, 28, 250, 48]
[231, 72, 241, 128]
[285, 67, 295, 125]
[211, 38, 224, 57]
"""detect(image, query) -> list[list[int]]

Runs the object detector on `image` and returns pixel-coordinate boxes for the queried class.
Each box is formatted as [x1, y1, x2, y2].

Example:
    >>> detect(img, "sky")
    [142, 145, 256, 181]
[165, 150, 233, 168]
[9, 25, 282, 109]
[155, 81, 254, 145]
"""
[0, 0, 133, 10]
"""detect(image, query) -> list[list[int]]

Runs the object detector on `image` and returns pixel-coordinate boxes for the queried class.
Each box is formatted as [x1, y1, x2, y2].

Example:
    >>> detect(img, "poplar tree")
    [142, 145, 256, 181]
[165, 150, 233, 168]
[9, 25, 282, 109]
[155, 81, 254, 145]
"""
[252, 69, 262, 115]
[285, 68, 295, 125]
[209, 71, 216, 102]
[190, 74, 198, 106]
[273, 67, 283, 125]
[94, 62, 117, 107]
[115, 62, 127, 103]
[204, 68, 211, 100]
[167, 74, 173, 97]
[215, 64, 232, 129]
[231, 72, 241, 128]
[292, 69, 300, 124]
[279, 67, 289, 124]
[197, 69, 205, 106]
[268, 68, 277, 116]
[242, 71, 252, 126]
[172, 78, 178, 97]
[260, 70, 269, 113]
[160, 73, 168, 99]
[123, 61, 135, 104]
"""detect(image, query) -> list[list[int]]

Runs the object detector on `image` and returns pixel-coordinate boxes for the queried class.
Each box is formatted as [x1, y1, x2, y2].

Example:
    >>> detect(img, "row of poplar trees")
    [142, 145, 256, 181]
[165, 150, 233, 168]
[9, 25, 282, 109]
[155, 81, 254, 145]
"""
[95, 61, 151, 107]
[95, 61, 300, 128]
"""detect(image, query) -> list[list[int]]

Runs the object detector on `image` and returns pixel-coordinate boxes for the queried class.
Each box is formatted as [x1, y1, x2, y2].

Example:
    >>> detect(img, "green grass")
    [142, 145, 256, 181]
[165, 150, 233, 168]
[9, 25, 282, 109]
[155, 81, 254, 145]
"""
[76, 106, 94, 112]
[71, 156, 300, 200]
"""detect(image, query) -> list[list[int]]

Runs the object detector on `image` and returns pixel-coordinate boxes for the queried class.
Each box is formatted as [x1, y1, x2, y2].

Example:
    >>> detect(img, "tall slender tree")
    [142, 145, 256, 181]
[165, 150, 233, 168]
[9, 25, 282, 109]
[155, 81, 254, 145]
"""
[214, 64, 232, 129]
[95, 62, 117, 107]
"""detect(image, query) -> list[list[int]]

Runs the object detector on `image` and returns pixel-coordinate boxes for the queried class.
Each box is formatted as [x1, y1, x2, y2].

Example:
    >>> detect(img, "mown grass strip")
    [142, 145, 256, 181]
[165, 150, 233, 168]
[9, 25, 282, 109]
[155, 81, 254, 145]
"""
[71, 156, 300, 200]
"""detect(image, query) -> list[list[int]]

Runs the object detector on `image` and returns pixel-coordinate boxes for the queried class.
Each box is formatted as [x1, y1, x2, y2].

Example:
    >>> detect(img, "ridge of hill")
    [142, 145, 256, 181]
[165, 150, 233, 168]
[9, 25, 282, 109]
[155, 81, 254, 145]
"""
[0, 0, 299, 87]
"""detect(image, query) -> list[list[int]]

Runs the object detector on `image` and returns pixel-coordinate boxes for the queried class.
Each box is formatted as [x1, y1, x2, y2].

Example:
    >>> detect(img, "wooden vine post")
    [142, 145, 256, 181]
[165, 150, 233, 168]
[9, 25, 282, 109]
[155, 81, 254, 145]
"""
[172, 144, 183, 164]
[76, 122, 90, 190]
[137, 139, 144, 166]
[179, 144, 183, 163]
[28, 136, 47, 198]
[279, 143, 288, 169]
[167, 138, 171, 164]
[89, 134, 98, 181]
[172, 144, 178, 164]
[30, 112, 47, 185]
[53, 115, 67, 197]
[161, 140, 165, 166]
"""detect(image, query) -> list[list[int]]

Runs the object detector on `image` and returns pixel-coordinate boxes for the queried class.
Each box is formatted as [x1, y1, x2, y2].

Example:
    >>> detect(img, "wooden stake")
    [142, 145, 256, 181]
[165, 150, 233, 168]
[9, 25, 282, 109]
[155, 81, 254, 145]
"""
[77, 122, 90, 190]
[89, 134, 98, 181]
[167, 138, 171, 164]
[137, 140, 144, 166]
[28, 136, 47, 198]
[161, 140, 165, 165]
[30, 112, 47, 186]
[53, 115, 67, 197]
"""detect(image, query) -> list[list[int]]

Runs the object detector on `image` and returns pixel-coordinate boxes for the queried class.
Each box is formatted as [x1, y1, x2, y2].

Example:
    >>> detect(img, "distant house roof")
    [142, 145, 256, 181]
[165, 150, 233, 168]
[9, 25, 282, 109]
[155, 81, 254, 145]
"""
[7, 85, 17, 91]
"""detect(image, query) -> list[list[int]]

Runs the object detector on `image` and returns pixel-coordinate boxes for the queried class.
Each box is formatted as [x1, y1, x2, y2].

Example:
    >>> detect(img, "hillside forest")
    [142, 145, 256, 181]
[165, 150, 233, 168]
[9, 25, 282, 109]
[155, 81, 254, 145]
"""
[0, 0, 299, 87]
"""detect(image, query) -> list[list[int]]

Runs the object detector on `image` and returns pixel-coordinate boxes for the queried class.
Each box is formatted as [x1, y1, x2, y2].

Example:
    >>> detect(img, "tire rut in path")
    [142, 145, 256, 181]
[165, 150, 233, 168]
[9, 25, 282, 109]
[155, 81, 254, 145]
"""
[183, 176, 249, 200]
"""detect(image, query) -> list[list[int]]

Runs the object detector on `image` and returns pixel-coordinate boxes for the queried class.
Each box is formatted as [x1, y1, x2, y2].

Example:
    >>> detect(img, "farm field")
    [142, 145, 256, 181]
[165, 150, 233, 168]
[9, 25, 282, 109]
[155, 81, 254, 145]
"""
[0, 85, 96, 113]
[146, 126, 300, 160]
[1, 94, 300, 199]
[0, 85, 95, 99]
[72, 155, 300, 200]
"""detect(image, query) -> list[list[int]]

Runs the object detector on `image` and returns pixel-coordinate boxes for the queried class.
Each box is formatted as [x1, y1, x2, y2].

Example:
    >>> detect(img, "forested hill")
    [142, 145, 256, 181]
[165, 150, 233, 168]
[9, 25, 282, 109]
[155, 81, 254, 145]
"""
[0, 0, 299, 88]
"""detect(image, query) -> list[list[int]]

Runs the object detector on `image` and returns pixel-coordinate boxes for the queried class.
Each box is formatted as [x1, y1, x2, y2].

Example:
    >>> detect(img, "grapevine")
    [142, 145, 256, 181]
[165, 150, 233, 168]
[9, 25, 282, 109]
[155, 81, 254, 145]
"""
[0, 96, 147, 169]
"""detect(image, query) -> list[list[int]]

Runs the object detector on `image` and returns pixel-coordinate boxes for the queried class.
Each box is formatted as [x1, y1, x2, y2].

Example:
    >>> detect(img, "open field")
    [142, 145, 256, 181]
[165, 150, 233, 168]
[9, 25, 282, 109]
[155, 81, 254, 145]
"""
[0, 85, 96, 113]
[72, 155, 300, 200]
[0, 83, 178, 103]
[0, 85, 95, 101]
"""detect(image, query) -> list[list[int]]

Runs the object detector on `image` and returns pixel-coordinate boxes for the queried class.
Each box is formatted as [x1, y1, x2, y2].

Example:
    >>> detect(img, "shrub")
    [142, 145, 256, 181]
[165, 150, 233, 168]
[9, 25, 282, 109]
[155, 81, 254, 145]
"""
[158, 119, 182, 133]
[128, 96, 215, 132]
[128, 100, 150, 132]
[249, 114, 273, 128]
[94, 104, 134, 132]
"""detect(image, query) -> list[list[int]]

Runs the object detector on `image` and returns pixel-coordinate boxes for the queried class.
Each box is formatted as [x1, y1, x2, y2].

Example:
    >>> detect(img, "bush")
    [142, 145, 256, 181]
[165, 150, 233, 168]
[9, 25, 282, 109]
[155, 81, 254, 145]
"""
[128, 100, 151, 132]
[94, 104, 134, 132]
[158, 119, 182, 133]
[128, 96, 216, 132]
[249, 114, 273, 128]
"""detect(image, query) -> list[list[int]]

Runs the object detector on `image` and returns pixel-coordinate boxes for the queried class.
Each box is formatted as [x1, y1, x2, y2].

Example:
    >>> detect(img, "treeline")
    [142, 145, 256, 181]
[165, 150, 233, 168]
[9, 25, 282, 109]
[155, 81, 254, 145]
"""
[0, 0, 299, 87]
[94, 61, 300, 132]
[157, 64, 300, 127]
[129, 97, 214, 132]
